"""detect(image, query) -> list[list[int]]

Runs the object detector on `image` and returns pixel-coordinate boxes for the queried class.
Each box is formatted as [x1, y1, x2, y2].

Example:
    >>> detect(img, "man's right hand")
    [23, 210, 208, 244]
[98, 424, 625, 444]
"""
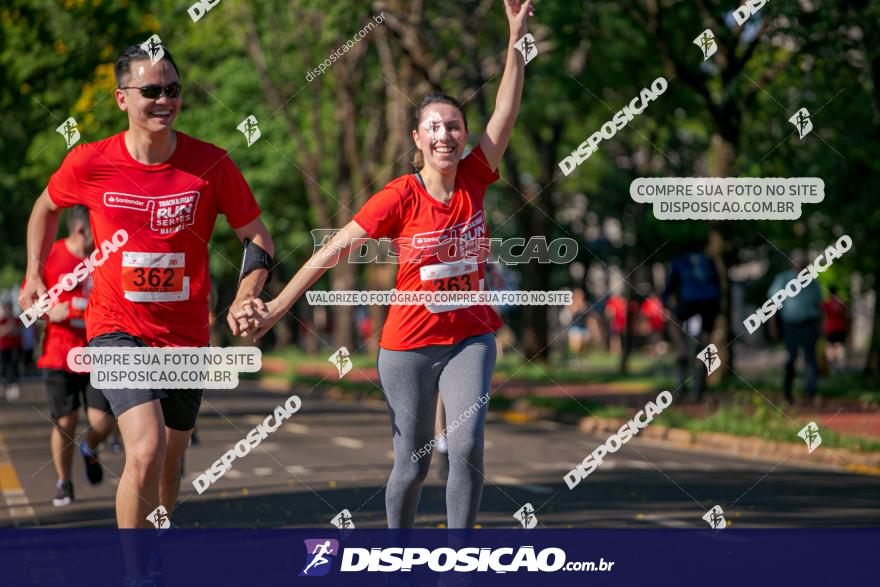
[18, 273, 47, 312]
[46, 301, 70, 323]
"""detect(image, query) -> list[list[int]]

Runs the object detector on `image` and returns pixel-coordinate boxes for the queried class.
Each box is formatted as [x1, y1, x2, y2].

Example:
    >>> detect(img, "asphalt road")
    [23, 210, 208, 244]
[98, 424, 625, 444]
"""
[1, 377, 878, 529]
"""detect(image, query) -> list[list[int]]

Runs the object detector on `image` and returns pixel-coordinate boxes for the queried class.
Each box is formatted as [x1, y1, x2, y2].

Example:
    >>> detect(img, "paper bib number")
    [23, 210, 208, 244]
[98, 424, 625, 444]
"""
[121, 252, 189, 302]
[419, 258, 482, 314]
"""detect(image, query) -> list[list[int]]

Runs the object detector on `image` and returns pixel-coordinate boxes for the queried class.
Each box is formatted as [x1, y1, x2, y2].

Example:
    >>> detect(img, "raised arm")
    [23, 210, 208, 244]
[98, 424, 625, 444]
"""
[237, 219, 369, 340]
[18, 188, 62, 312]
[479, 0, 534, 171]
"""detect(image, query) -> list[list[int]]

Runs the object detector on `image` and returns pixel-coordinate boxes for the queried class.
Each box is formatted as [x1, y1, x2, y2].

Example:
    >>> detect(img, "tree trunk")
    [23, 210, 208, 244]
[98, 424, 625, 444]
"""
[708, 133, 737, 376]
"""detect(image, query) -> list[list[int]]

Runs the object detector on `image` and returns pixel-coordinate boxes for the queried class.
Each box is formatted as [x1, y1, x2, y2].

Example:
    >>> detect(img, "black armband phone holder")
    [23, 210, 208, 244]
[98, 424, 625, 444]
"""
[239, 238, 273, 285]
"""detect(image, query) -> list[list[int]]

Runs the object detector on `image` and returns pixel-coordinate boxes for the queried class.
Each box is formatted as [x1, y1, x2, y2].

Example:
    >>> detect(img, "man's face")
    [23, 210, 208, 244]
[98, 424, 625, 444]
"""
[81, 223, 94, 252]
[115, 59, 181, 132]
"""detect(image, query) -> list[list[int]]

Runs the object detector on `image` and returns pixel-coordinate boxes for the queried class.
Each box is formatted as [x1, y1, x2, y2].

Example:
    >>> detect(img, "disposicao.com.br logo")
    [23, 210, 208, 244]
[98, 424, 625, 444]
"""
[299, 540, 613, 575]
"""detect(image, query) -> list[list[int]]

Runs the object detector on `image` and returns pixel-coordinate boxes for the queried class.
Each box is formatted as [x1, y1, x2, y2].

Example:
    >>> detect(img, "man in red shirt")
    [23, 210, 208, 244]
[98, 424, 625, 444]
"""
[33, 206, 116, 507]
[822, 286, 848, 372]
[19, 43, 274, 532]
[0, 298, 22, 402]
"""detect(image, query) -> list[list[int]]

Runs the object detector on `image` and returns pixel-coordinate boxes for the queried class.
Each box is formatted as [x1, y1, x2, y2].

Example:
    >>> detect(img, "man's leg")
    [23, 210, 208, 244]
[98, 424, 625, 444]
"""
[51, 412, 79, 484]
[801, 320, 819, 399]
[86, 406, 115, 449]
[78, 379, 115, 485]
[84, 377, 116, 450]
[115, 401, 166, 528]
[45, 370, 81, 505]
[782, 320, 798, 402]
[158, 390, 203, 516]
[160, 426, 193, 516]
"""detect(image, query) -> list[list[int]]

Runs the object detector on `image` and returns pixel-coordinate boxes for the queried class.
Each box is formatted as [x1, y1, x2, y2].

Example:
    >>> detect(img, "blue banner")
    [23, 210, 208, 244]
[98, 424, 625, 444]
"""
[0, 528, 874, 586]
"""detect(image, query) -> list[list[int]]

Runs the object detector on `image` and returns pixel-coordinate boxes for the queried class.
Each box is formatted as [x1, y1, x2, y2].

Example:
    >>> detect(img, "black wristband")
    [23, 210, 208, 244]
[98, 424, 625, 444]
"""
[239, 238, 273, 285]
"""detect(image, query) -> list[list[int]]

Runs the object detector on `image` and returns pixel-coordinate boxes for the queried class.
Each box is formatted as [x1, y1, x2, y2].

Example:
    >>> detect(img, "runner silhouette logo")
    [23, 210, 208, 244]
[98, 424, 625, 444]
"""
[139, 34, 165, 65]
[300, 539, 339, 577]
[56, 117, 80, 149]
[789, 108, 813, 140]
[698, 343, 720, 375]
[693, 29, 717, 61]
[330, 509, 355, 529]
[514, 503, 538, 529]
[702, 505, 727, 529]
[237, 115, 261, 147]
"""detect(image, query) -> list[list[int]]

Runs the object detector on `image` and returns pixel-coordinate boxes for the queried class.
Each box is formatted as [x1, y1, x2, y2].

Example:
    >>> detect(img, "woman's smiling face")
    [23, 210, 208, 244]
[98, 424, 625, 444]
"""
[412, 103, 468, 174]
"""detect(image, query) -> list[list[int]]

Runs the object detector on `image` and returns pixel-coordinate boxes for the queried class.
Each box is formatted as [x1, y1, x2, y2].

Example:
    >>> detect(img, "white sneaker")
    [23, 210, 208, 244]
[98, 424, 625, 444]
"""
[5, 383, 20, 402]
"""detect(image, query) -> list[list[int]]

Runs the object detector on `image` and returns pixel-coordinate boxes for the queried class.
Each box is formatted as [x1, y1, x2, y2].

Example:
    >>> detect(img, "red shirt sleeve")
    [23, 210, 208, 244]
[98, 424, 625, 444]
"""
[215, 153, 261, 229]
[353, 184, 406, 239]
[47, 145, 87, 208]
[460, 145, 500, 190]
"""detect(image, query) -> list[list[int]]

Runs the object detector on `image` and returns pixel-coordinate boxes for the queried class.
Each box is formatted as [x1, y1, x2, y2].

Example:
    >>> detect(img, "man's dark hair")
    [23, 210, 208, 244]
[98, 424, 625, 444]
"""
[67, 205, 90, 232]
[114, 44, 180, 87]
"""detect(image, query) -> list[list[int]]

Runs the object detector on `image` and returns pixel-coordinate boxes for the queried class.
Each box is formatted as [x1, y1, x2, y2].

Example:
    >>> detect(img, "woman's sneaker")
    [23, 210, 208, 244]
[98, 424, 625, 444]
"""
[53, 480, 74, 507]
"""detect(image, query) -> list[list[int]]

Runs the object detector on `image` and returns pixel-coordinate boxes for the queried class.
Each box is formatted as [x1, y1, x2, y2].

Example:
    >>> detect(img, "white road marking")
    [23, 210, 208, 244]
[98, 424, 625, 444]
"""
[285, 465, 312, 476]
[333, 437, 365, 449]
[491, 475, 554, 494]
[253, 467, 274, 476]
[637, 513, 692, 528]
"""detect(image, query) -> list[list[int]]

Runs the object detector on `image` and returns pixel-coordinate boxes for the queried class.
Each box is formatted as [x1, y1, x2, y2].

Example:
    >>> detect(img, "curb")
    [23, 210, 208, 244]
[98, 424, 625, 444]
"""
[576, 416, 880, 472]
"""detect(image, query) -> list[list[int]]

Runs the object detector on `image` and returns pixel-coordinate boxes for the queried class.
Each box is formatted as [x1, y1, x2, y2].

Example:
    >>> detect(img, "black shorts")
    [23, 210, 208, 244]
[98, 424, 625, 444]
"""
[44, 369, 112, 420]
[826, 331, 846, 344]
[88, 331, 203, 431]
[676, 299, 720, 335]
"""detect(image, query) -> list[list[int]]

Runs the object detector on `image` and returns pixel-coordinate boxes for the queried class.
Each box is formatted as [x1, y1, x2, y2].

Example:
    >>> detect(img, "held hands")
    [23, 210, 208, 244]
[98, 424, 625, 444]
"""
[504, 0, 534, 38]
[231, 297, 281, 341]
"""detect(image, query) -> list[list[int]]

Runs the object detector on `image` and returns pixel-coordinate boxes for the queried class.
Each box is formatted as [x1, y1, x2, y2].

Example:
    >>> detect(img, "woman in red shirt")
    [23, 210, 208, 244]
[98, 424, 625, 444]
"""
[237, 0, 533, 528]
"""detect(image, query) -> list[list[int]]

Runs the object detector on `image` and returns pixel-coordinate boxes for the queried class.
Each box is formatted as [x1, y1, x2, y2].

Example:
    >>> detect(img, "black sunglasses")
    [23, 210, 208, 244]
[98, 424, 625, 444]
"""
[118, 82, 182, 99]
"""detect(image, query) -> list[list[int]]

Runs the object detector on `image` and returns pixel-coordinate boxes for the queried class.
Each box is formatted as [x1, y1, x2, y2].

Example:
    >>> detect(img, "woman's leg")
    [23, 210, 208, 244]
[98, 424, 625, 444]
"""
[378, 347, 442, 528]
[438, 333, 496, 528]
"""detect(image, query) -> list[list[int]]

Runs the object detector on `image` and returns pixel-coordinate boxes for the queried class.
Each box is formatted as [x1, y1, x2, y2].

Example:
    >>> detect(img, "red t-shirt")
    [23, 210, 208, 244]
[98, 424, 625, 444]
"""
[821, 298, 847, 335]
[640, 297, 665, 332]
[33, 239, 90, 371]
[0, 316, 21, 350]
[606, 296, 628, 333]
[47, 131, 261, 347]
[353, 146, 503, 350]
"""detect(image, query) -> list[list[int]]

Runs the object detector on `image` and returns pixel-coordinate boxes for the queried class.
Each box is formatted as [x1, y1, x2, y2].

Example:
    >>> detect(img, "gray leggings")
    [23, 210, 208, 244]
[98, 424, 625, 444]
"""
[378, 333, 496, 528]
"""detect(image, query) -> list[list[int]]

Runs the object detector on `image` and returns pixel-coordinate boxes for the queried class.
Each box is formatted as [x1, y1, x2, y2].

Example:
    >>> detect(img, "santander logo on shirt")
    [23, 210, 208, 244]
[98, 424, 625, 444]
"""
[104, 191, 201, 235]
